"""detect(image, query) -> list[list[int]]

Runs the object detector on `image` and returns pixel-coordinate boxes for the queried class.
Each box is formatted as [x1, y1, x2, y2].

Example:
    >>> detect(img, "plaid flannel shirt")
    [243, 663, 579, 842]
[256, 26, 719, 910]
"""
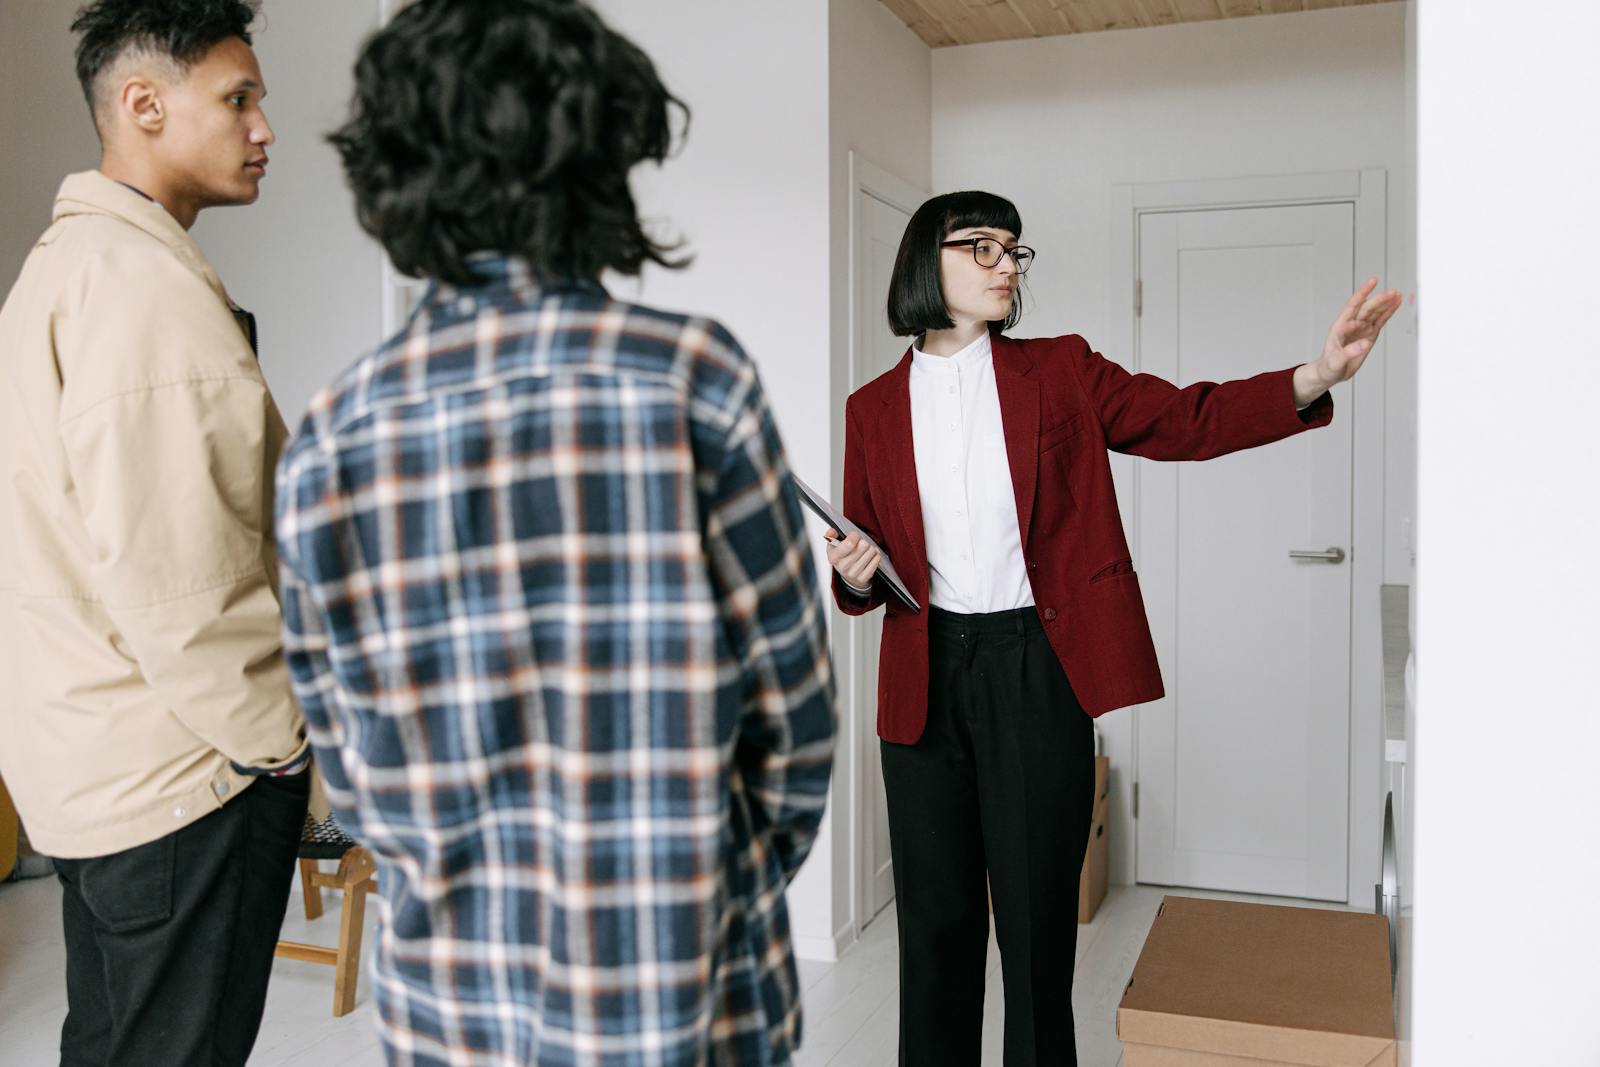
[274, 258, 836, 1066]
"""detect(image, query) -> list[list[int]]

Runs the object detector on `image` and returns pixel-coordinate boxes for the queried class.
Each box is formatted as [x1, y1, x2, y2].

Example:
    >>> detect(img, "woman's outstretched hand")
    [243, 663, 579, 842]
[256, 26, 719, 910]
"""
[1294, 278, 1403, 407]
[826, 529, 881, 593]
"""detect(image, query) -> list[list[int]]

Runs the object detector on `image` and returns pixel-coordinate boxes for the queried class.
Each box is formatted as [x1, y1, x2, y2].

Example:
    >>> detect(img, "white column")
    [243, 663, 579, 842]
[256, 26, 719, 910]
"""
[1411, 2, 1600, 1064]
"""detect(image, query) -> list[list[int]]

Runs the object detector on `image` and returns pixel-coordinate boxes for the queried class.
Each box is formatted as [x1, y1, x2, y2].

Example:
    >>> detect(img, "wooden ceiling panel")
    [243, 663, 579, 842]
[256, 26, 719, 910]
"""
[878, 0, 929, 25]
[1083, 0, 1147, 32]
[886, 0, 1396, 47]
[973, 5, 1037, 40]
[915, 0, 972, 19]
[1008, 0, 1076, 37]
[1134, 0, 1185, 29]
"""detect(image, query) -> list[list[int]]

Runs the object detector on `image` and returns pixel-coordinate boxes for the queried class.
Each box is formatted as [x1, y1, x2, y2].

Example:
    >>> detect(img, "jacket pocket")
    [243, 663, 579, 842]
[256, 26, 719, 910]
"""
[1089, 558, 1136, 583]
[1039, 412, 1086, 454]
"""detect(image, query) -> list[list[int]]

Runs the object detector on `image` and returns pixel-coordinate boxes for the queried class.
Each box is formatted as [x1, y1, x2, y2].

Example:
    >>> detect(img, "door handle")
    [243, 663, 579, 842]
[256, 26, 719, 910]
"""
[1288, 547, 1347, 564]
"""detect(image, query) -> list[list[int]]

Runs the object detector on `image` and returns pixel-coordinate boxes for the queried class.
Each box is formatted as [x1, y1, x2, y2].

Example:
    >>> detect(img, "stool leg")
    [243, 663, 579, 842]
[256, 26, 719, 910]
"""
[330, 848, 376, 1017]
[332, 877, 370, 1017]
[299, 857, 324, 920]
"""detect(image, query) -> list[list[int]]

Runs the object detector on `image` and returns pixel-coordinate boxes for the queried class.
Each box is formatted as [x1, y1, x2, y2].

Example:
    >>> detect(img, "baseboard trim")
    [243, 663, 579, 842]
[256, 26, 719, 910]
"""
[794, 920, 858, 963]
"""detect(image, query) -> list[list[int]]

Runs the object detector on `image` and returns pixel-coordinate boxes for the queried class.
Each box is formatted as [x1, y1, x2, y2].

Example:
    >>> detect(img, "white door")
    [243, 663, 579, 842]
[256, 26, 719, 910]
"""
[854, 186, 914, 927]
[1134, 203, 1355, 902]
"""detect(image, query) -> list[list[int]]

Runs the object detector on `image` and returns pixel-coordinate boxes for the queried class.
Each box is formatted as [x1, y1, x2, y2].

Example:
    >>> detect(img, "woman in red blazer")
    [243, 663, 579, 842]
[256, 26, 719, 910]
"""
[826, 190, 1398, 1067]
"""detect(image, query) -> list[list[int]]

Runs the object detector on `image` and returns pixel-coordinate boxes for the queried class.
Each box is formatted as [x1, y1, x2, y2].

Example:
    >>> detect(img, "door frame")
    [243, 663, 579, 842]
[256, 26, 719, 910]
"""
[1105, 170, 1387, 907]
[842, 152, 928, 944]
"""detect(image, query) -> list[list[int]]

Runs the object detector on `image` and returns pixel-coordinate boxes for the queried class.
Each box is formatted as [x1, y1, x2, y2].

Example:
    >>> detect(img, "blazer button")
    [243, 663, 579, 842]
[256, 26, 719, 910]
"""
[1042, 607, 1058, 622]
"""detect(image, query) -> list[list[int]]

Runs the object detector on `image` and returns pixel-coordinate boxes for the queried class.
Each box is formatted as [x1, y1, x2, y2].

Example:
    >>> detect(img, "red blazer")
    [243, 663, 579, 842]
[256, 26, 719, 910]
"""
[832, 332, 1333, 744]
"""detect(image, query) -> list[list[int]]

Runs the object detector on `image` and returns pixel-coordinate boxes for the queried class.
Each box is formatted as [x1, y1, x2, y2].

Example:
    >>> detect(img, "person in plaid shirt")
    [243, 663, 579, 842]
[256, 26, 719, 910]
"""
[273, 3, 836, 1064]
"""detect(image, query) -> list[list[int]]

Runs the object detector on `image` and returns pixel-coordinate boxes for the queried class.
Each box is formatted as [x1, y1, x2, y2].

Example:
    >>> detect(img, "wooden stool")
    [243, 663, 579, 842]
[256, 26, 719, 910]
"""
[274, 815, 376, 1017]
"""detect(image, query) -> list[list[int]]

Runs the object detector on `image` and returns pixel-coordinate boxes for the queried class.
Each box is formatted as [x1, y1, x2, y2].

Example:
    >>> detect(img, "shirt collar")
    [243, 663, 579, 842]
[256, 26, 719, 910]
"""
[419, 253, 608, 310]
[911, 329, 992, 375]
[115, 180, 157, 203]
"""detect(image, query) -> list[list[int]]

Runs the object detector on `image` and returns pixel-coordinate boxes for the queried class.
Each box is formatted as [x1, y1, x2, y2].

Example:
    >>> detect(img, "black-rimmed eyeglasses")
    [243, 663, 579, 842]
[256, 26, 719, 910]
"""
[940, 238, 1035, 274]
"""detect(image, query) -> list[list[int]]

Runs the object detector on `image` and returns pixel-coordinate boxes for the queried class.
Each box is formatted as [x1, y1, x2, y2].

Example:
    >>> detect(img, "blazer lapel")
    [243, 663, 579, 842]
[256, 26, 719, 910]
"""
[992, 334, 1040, 551]
[878, 349, 928, 584]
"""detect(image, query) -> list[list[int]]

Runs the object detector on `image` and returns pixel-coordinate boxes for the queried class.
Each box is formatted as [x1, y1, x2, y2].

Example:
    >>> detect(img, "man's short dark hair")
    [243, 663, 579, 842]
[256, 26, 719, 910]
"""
[330, 0, 690, 288]
[887, 190, 1025, 337]
[71, 0, 260, 128]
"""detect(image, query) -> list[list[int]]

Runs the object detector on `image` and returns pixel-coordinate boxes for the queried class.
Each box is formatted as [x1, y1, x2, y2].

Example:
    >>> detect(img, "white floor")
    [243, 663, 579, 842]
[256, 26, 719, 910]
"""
[0, 870, 1356, 1065]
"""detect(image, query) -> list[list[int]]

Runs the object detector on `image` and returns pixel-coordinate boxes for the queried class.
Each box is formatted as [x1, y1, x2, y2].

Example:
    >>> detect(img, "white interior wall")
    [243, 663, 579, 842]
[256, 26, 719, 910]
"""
[591, 0, 831, 495]
[1396, 0, 1417, 1055]
[828, 0, 933, 415]
[930, 3, 1411, 892]
[824, 0, 933, 957]
[0, 1, 101, 295]
[1410, 2, 1600, 1063]
[1390, 0, 1420, 591]
[192, 0, 385, 424]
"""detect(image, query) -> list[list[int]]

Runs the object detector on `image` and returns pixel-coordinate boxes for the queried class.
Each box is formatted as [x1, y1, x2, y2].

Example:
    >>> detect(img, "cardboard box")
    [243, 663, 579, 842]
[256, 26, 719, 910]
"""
[1118, 896, 1395, 1067]
[1078, 756, 1110, 923]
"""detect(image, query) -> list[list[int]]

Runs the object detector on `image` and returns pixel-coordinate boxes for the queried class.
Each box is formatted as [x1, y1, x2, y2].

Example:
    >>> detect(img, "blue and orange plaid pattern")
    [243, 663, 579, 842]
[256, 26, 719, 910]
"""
[274, 257, 836, 1066]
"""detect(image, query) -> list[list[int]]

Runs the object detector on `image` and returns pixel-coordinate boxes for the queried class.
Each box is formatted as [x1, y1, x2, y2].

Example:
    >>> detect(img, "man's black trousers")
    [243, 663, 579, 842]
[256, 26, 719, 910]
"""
[54, 770, 309, 1067]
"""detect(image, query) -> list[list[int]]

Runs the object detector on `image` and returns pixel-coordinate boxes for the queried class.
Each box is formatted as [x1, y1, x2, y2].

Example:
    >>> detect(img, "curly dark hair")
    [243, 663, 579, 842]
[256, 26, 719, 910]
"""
[329, 0, 690, 288]
[71, 0, 260, 126]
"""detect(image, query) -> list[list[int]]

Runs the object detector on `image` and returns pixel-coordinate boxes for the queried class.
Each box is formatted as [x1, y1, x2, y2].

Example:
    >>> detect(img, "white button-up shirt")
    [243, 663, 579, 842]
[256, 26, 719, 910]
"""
[908, 331, 1033, 614]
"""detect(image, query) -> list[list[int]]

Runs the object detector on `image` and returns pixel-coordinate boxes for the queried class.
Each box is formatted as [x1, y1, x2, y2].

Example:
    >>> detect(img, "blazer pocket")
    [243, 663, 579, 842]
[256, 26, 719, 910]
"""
[1039, 412, 1086, 454]
[1089, 558, 1136, 583]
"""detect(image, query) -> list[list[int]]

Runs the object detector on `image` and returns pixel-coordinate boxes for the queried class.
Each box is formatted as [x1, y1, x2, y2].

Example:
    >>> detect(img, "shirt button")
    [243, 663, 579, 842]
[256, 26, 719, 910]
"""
[214, 781, 231, 798]
[1042, 607, 1058, 622]
[173, 806, 187, 819]
[948, 387, 956, 395]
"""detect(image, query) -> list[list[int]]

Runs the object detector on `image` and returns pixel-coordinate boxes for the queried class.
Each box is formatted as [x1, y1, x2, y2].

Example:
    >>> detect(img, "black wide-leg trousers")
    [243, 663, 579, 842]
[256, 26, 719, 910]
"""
[881, 605, 1096, 1067]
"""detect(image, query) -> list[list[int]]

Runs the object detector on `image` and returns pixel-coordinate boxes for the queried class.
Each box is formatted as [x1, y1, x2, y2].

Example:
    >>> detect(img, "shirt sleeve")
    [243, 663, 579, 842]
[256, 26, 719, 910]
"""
[700, 363, 837, 884]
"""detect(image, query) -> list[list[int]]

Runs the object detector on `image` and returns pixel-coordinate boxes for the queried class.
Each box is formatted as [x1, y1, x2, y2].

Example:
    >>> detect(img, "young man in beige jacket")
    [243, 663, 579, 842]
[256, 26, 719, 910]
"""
[0, 3, 311, 1063]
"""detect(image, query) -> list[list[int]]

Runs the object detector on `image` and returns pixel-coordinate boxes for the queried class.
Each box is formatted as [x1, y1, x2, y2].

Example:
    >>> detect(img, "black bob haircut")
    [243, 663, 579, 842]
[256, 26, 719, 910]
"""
[71, 0, 259, 128]
[887, 190, 1024, 338]
[330, 0, 689, 289]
